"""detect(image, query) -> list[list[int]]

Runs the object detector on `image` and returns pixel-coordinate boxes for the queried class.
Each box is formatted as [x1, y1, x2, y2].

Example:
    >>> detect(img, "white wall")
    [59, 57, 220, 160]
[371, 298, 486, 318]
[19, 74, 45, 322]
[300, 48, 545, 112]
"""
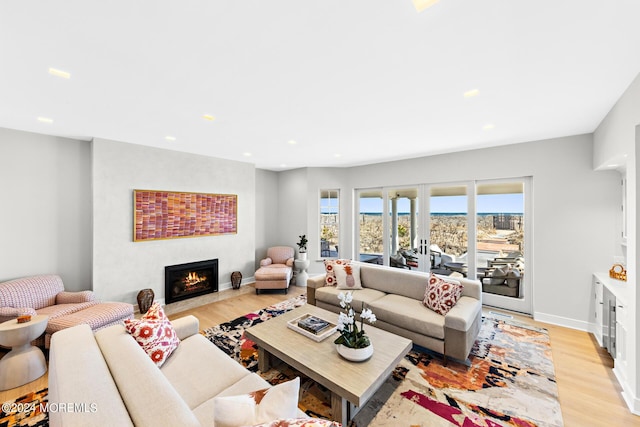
[0, 128, 92, 291]
[279, 135, 620, 328]
[255, 169, 279, 268]
[92, 138, 256, 304]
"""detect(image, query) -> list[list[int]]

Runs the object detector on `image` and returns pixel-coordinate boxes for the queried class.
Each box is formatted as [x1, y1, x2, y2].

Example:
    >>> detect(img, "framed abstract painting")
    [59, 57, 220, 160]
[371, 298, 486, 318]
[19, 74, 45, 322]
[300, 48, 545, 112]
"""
[133, 190, 237, 241]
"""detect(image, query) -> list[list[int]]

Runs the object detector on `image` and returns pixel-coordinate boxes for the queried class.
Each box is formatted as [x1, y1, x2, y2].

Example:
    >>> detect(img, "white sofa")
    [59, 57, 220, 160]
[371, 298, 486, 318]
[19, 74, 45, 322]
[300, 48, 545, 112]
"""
[307, 262, 482, 363]
[48, 315, 303, 426]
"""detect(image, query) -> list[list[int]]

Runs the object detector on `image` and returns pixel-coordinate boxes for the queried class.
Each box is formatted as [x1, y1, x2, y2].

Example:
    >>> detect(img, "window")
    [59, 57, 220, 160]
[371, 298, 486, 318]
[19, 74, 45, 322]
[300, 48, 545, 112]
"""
[320, 190, 339, 258]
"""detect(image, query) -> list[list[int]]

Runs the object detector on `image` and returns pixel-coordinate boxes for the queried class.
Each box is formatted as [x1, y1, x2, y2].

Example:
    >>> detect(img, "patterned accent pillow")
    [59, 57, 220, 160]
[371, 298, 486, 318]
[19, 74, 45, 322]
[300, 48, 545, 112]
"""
[213, 377, 300, 427]
[124, 302, 179, 367]
[423, 273, 464, 315]
[323, 259, 352, 286]
[334, 263, 363, 290]
[248, 418, 341, 427]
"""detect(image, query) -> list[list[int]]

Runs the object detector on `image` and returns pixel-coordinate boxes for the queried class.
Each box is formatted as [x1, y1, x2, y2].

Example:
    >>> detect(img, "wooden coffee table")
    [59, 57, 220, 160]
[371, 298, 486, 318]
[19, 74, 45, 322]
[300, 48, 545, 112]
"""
[244, 304, 412, 425]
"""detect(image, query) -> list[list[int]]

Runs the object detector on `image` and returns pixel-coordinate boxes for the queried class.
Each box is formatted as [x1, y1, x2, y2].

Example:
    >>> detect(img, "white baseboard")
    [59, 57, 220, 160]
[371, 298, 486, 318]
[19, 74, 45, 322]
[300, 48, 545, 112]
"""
[532, 311, 590, 332]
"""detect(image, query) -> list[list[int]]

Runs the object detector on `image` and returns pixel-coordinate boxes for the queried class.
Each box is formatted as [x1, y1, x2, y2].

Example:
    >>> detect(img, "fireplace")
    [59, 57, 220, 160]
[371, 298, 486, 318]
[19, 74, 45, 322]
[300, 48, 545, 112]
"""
[165, 259, 218, 304]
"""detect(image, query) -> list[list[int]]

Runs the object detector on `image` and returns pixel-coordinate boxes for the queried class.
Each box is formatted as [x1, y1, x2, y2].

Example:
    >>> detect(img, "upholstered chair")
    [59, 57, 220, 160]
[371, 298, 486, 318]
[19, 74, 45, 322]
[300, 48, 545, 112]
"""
[0, 274, 133, 347]
[254, 246, 295, 294]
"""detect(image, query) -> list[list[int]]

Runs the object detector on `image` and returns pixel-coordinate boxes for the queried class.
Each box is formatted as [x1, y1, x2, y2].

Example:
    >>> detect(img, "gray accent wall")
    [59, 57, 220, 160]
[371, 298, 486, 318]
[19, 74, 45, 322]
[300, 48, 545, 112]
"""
[0, 127, 91, 291]
[91, 138, 256, 304]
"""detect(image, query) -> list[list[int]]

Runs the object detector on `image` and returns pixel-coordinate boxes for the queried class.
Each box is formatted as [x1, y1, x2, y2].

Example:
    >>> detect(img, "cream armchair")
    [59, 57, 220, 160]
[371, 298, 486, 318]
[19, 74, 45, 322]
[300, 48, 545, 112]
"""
[254, 246, 294, 294]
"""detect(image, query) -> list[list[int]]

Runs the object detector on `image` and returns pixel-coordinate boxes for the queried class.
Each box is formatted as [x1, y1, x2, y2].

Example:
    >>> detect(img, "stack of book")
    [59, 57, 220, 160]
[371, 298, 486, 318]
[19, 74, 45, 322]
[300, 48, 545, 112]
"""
[297, 315, 332, 335]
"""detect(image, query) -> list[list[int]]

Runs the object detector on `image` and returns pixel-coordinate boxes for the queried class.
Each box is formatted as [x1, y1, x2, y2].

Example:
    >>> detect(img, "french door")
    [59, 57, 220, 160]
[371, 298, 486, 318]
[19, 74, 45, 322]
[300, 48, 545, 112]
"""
[355, 178, 532, 315]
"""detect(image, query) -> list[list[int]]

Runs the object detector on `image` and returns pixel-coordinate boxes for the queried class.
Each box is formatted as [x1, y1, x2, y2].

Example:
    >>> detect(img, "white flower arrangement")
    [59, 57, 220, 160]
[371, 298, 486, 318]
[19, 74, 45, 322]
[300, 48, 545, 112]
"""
[334, 291, 377, 349]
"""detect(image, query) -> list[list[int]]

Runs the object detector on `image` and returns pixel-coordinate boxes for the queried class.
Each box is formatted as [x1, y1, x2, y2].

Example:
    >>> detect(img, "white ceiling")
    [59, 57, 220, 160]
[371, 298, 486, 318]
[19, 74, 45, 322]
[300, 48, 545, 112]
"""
[2, 1, 640, 171]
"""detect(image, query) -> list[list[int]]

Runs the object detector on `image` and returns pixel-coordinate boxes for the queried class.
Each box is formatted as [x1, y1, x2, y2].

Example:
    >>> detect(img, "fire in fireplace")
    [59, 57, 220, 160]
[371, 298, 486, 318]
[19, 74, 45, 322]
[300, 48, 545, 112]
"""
[165, 259, 218, 304]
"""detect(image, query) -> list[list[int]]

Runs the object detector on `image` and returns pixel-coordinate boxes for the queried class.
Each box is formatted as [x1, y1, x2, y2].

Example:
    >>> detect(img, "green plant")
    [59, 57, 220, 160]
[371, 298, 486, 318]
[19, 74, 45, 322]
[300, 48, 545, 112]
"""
[296, 234, 308, 252]
[334, 291, 377, 349]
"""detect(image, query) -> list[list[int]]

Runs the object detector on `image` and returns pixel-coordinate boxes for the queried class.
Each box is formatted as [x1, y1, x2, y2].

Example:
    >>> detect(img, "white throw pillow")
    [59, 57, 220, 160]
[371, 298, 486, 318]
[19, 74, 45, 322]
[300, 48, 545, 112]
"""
[213, 377, 300, 427]
[334, 263, 363, 290]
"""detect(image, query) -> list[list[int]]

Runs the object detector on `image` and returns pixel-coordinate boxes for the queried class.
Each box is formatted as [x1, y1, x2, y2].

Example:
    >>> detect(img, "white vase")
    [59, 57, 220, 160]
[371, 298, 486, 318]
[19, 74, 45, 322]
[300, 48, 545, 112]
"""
[336, 343, 373, 362]
[298, 252, 307, 260]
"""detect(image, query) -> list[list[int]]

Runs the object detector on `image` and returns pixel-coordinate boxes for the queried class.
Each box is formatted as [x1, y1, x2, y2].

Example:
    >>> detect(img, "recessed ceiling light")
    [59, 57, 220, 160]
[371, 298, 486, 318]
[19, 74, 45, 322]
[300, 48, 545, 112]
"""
[202, 114, 215, 121]
[483, 124, 495, 130]
[412, 0, 440, 12]
[165, 136, 176, 141]
[37, 116, 53, 124]
[48, 68, 70, 79]
[334, 154, 342, 158]
[243, 152, 252, 157]
[288, 140, 297, 145]
[607, 164, 619, 168]
[280, 164, 287, 168]
[464, 89, 480, 98]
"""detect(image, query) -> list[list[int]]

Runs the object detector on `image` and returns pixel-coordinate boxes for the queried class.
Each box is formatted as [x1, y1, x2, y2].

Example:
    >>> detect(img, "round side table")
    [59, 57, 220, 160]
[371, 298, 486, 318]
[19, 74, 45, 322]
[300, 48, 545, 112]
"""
[0, 315, 48, 390]
[294, 258, 310, 287]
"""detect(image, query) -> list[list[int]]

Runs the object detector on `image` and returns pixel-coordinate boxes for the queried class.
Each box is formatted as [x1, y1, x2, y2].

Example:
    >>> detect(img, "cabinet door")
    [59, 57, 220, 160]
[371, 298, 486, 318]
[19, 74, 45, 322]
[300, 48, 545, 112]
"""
[593, 278, 604, 346]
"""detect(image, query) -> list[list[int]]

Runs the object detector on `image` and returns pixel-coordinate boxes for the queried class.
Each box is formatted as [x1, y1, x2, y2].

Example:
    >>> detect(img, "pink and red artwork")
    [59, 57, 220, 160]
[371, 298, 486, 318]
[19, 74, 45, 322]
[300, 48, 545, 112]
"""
[134, 190, 237, 241]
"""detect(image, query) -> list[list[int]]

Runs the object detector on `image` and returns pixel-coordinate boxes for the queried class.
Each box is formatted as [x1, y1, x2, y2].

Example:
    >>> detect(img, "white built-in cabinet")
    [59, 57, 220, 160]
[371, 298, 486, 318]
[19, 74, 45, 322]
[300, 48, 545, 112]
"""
[591, 273, 631, 389]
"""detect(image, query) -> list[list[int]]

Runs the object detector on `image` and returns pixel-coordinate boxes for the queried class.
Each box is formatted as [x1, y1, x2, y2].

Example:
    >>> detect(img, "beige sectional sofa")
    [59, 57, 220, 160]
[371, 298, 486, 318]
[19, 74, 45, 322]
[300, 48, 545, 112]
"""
[307, 262, 482, 363]
[48, 315, 304, 426]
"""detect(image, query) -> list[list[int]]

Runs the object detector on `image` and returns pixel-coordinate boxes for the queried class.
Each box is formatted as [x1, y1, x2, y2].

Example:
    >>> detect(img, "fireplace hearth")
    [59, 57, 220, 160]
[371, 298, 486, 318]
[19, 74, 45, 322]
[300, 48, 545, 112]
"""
[165, 259, 218, 304]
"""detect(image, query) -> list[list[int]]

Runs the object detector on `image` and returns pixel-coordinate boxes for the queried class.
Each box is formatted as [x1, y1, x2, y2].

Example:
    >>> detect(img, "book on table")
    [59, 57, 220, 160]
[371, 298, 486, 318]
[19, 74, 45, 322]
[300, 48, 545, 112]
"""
[297, 315, 332, 335]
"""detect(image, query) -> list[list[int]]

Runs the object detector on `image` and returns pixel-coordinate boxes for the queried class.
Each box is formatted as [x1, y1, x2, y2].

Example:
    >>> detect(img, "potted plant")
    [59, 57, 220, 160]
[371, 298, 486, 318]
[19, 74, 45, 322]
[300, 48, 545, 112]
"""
[334, 291, 377, 361]
[296, 234, 308, 260]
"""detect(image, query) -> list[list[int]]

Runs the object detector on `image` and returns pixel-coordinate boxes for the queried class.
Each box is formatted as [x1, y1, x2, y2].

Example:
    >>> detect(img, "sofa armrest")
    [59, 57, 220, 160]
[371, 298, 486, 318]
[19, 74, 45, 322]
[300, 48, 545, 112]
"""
[306, 275, 326, 306]
[0, 306, 37, 323]
[56, 290, 96, 304]
[285, 257, 294, 267]
[444, 296, 482, 331]
[171, 315, 200, 340]
[260, 257, 273, 267]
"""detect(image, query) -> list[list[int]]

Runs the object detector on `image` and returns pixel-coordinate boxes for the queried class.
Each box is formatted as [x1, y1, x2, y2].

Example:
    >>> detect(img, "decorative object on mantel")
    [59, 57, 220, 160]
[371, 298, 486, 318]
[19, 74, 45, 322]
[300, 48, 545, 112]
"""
[133, 190, 237, 242]
[136, 288, 155, 314]
[231, 271, 242, 290]
[609, 263, 627, 281]
[334, 291, 377, 362]
[296, 234, 308, 260]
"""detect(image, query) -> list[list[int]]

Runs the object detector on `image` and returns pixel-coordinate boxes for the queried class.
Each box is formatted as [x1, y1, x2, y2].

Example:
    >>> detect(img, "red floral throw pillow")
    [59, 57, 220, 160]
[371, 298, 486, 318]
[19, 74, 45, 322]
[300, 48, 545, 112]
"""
[423, 273, 464, 315]
[124, 302, 180, 367]
[323, 259, 352, 286]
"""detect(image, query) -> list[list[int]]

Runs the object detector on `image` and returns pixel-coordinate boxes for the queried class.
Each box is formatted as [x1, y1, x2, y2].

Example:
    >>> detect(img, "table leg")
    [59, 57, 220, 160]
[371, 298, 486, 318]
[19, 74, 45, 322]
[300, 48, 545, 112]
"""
[330, 391, 349, 426]
[257, 347, 271, 372]
[0, 345, 47, 391]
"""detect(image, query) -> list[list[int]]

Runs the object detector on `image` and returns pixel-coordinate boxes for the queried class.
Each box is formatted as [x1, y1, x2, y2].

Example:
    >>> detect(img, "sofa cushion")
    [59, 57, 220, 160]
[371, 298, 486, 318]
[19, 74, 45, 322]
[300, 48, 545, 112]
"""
[368, 294, 445, 339]
[37, 301, 99, 320]
[213, 377, 300, 427]
[95, 324, 201, 427]
[359, 263, 429, 300]
[423, 274, 463, 316]
[161, 332, 255, 409]
[316, 286, 386, 309]
[334, 263, 363, 290]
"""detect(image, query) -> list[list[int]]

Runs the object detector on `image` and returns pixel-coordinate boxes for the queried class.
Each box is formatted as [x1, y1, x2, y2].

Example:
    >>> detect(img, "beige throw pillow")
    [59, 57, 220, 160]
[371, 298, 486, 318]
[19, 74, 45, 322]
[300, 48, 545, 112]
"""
[334, 263, 363, 290]
[213, 377, 300, 427]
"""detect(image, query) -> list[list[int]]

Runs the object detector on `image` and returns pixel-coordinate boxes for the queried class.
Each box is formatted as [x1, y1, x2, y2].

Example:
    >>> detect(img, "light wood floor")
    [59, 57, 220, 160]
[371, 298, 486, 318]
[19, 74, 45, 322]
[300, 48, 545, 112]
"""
[1, 285, 638, 426]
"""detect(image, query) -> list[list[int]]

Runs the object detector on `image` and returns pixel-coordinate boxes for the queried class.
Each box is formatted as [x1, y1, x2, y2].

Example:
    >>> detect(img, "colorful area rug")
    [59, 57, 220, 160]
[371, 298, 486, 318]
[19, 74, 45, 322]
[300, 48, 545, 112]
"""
[203, 299, 563, 427]
[0, 388, 48, 427]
